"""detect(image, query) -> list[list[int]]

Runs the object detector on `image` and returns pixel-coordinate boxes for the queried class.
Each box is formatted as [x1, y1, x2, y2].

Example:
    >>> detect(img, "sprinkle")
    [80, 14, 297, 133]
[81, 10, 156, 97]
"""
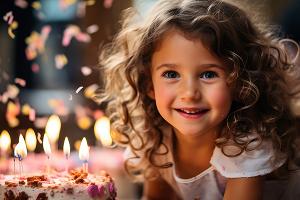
[86, 25, 99, 34]
[14, 78, 26, 87]
[75, 86, 84, 94]
[81, 66, 92, 76]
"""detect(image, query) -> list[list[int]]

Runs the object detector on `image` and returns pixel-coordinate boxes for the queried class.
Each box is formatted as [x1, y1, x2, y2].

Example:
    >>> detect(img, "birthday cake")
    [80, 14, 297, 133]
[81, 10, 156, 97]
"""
[0, 169, 117, 200]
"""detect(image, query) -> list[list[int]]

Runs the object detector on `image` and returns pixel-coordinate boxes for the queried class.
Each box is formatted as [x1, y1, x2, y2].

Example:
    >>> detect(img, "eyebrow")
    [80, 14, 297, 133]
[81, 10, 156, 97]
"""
[154, 63, 226, 71]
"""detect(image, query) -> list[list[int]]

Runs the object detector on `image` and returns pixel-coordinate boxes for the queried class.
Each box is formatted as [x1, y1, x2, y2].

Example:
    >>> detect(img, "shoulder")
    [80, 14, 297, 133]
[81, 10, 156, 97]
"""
[210, 138, 287, 178]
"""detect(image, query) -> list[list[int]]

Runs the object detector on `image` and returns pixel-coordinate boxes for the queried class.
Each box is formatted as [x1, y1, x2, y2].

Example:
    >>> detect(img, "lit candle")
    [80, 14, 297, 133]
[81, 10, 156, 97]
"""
[25, 128, 37, 152]
[94, 116, 113, 147]
[43, 134, 52, 174]
[79, 137, 89, 173]
[14, 135, 27, 176]
[0, 130, 11, 157]
[45, 114, 61, 151]
[63, 137, 70, 173]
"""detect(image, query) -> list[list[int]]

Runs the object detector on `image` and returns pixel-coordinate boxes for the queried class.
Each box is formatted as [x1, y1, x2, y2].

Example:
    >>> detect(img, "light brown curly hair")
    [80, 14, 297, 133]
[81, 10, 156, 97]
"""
[98, 0, 299, 180]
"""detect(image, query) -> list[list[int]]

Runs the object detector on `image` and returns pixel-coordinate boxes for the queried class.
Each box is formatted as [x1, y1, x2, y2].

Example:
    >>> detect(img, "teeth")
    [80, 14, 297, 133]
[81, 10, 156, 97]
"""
[180, 109, 202, 114]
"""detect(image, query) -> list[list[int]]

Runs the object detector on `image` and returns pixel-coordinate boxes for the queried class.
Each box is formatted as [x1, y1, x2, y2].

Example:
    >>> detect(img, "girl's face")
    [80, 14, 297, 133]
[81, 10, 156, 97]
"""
[149, 29, 232, 138]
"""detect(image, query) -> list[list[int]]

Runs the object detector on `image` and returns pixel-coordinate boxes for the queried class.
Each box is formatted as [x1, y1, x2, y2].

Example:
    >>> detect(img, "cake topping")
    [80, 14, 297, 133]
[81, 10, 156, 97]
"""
[108, 182, 117, 199]
[17, 191, 29, 200]
[36, 192, 47, 200]
[4, 190, 15, 200]
[87, 184, 101, 198]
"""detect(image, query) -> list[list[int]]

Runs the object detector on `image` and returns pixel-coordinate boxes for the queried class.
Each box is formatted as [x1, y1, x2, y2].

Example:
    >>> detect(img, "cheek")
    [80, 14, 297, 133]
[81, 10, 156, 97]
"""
[208, 86, 232, 113]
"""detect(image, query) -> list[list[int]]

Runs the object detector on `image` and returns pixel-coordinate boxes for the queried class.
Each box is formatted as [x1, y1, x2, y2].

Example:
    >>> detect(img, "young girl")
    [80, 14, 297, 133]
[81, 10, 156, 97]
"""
[98, 0, 300, 199]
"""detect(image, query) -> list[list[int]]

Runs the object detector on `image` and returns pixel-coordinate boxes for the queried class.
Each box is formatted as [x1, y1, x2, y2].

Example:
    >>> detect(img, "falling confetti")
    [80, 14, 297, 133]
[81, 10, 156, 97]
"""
[8, 21, 18, 39]
[31, 63, 40, 73]
[14, 78, 26, 87]
[59, 0, 77, 10]
[15, 0, 29, 9]
[85, 0, 96, 6]
[55, 54, 68, 69]
[37, 132, 42, 144]
[81, 66, 92, 76]
[32, 1, 42, 10]
[86, 24, 99, 34]
[22, 104, 31, 115]
[84, 84, 99, 99]
[75, 86, 84, 94]
[25, 25, 51, 60]
[62, 25, 91, 46]
[3, 11, 14, 25]
[103, 0, 114, 9]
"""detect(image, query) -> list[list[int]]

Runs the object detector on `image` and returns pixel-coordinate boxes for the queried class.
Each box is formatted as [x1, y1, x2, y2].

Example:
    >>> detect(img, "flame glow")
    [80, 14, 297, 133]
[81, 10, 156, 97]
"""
[43, 134, 52, 157]
[14, 134, 27, 160]
[45, 114, 61, 144]
[94, 116, 113, 146]
[25, 128, 37, 152]
[63, 137, 70, 158]
[0, 130, 11, 152]
[79, 137, 89, 162]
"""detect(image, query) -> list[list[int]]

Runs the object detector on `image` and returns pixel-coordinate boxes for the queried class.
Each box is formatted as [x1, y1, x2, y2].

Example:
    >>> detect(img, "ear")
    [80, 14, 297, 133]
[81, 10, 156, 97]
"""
[147, 84, 156, 100]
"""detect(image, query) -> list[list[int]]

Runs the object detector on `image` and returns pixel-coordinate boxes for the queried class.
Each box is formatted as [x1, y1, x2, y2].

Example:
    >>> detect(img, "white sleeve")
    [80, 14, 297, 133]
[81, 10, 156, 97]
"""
[210, 138, 287, 178]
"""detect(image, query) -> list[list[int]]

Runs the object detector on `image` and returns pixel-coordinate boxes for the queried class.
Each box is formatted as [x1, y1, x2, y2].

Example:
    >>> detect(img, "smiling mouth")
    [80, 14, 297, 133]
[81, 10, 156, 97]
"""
[175, 108, 209, 115]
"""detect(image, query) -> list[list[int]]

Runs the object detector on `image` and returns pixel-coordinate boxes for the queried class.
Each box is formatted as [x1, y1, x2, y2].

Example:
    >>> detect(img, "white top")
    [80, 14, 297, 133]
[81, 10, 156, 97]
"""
[124, 126, 287, 200]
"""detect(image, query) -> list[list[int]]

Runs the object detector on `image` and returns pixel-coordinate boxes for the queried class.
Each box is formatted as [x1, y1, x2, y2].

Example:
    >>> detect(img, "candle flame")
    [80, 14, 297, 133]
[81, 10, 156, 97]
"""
[14, 134, 27, 160]
[25, 128, 37, 152]
[0, 130, 11, 152]
[79, 137, 89, 162]
[63, 137, 70, 158]
[45, 114, 61, 144]
[94, 116, 113, 146]
[43, 134, 52, 157]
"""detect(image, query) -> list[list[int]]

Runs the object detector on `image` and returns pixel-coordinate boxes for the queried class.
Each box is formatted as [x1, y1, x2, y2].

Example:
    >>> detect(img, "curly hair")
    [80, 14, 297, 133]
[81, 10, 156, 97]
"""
[98, 0, 299, 180]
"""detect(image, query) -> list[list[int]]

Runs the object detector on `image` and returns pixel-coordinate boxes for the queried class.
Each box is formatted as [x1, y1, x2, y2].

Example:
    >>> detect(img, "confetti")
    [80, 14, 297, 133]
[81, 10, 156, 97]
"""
[84, 84, 99, 99]
[76, 1, 86, 18]
[3, 11, 14, 25]
[25, 25, 51, 60]
[14, 78, 26, 87]
[81, 66, 92, 76]
[55, 54, 68, 69]
[86, 24, 99, 34]
[15, 0, 29, 9]
[103, 0, 113, 9]
[8, 21, 18, 39]
[6, 84, 20, 99]
[85, 0, 96, 6]
[77, 116, 92, 130]
[62, 25, 91, 46]
[31, 63, 40, 73]
[69, 94, 73, 101]
[21, 104, 31, 115]
[29, 108, 36, 121]
[32, 1, 42, 10]
[75, 86, 84, 94]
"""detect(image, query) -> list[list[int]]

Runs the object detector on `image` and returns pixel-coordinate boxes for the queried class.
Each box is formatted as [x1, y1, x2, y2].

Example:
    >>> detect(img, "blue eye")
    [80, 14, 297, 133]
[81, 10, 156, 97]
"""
[162, 71, 179, 79]
[200, 71, 217, 79]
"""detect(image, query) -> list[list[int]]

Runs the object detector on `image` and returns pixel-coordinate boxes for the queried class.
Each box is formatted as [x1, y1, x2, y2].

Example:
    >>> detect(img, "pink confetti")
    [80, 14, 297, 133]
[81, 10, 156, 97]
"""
[14, 78, 26, 87]
[29, 108, 36, 121]
[3, 11, 14, 25]
[62, 25, 91, 46]
[103, 0, 113, 9]
[59, 0, 76, 10]
[15, 0, 29, 9]
[81, 66, 92, 76]
[76, 86, 84, 93]
[31, 63, 40, 73]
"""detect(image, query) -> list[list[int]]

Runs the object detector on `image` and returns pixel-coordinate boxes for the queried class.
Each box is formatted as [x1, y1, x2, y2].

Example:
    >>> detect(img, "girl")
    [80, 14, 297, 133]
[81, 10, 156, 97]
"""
[98, 0, 300, 199]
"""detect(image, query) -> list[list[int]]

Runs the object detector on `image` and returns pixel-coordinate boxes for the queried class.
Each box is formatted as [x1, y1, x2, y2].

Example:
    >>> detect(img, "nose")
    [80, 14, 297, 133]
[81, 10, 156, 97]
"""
[180, 77, 201, 101]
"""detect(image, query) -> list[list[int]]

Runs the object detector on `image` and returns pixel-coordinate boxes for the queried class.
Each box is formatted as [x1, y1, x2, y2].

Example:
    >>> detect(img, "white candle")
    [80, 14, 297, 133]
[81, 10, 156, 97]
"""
[63, 137, 70, 173]
[43, 134, 52, 174]
[79, 137, 89, 173]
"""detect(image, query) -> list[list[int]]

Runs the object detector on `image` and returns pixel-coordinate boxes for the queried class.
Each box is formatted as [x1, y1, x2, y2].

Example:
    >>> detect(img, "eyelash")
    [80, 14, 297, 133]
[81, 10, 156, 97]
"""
[162, 71, 218, 79]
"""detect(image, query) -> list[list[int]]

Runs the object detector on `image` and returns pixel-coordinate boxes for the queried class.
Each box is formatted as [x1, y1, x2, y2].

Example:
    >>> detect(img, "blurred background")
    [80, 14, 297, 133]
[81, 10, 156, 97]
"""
[0, 0, 300, 199]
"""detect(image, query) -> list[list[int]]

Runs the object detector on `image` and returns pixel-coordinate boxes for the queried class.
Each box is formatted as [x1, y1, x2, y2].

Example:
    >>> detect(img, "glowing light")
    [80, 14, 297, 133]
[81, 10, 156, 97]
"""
[94, 116, 113, 146]
[0, 130, 11, 152]
[79, 137, 89, 162]
[45, 114, 61, 145]
[14, 135, 27, 160]
[43, 134, 52, 157]
[63, 137, 70, 159]
[25, 128, 37, 152]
